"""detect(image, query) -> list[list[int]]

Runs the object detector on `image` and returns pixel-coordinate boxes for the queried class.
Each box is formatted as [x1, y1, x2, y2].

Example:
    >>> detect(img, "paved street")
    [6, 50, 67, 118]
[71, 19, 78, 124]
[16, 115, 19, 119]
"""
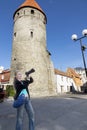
[0, 94, 87, 130]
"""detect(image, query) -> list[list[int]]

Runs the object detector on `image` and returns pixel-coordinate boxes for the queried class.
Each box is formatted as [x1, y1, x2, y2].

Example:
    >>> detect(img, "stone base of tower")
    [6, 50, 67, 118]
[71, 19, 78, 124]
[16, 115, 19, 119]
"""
[9, 82, 57, 98]
[30, 91, 57, 98]
[29, 84, 57, 98]
[10, 56, 57, 97]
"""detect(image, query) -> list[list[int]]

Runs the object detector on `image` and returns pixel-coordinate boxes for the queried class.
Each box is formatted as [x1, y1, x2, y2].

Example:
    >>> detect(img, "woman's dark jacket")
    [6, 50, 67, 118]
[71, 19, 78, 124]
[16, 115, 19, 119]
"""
[14, 77, 33, 100]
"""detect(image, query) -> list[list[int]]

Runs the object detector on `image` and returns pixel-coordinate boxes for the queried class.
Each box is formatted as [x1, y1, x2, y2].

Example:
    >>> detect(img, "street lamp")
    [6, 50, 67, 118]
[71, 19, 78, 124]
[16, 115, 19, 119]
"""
[71, 29, 87, 78]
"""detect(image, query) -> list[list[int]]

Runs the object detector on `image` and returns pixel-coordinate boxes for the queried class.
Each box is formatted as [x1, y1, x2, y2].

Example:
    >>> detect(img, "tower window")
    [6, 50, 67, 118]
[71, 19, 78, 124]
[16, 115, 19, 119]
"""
[24, 10, 25, 15]
[17, 12, 19, 16]
[31, 10, 34, 14]
[43, 17, 46, 24]
[14, 32, 16, 37]
[1, 75, 4, 80]
[31, 31, 33, 38]
[14, 58, 16, 61]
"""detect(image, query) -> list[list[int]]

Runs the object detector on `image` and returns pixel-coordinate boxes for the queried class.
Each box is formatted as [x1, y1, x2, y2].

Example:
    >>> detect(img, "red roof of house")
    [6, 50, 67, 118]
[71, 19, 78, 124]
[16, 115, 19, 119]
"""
[54, 69, 71, 78]
[0, 70, 10, 83]
[67, 68, 80, 78]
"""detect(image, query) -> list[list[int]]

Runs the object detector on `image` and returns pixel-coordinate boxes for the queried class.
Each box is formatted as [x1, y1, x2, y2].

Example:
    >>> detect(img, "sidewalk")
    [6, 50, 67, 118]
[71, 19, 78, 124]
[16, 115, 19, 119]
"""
[3, 92, 87, 103]
[56, 92, 87, 99]
[4, 96, 14, 102]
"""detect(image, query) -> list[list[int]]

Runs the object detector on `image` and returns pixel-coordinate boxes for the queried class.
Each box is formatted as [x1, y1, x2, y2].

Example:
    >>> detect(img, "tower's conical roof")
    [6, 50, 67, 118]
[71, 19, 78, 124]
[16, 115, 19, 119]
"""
[13, 0, 47, 22]
[20, 0, 42, 12]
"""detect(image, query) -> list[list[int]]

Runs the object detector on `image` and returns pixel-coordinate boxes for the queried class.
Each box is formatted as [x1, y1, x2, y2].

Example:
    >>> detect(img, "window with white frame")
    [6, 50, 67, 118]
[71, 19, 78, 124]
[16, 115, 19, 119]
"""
[1, 75, 4, 80]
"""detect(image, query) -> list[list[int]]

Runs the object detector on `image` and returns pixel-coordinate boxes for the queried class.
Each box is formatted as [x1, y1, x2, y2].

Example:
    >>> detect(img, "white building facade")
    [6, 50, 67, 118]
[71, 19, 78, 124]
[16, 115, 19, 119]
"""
[55, 70, 77, 93]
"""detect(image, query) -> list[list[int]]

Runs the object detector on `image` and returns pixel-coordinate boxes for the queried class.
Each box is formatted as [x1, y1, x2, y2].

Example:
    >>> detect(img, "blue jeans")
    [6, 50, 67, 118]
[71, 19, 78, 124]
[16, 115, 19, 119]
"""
[16, 98, 35, 130]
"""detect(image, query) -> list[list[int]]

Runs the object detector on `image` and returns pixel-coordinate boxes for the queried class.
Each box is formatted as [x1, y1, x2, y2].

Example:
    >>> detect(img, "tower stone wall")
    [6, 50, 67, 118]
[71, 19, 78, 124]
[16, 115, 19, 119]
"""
[10, 2, 56, 97]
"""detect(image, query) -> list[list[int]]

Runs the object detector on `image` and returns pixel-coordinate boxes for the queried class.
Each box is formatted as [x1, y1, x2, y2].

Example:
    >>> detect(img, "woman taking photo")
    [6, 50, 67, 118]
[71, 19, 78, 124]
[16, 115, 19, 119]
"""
[13, 69, 35, 130]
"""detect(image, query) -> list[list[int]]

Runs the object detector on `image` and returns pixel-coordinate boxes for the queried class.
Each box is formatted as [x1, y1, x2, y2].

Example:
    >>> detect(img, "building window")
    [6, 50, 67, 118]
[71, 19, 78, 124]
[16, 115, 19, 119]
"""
[17, 12, 19, 16]
[61, 85, 64, 93]
[14, 32, 16, 37]
[66, 77, 68, 82]
[31, 31, 33, 38]
[43, 17, 46, 24]
[14, 58, 16, 61]
[31, 10, 34, 14]
[61, 76, 63, 81]
[1, 75, 4, 80]
[24, 10, 25, 15]
[67, 86, 70, 92]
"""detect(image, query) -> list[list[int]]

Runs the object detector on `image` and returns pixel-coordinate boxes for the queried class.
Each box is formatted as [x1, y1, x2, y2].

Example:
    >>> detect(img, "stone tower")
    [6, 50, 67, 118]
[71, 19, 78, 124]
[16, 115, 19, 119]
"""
[10, 0, 56, 97]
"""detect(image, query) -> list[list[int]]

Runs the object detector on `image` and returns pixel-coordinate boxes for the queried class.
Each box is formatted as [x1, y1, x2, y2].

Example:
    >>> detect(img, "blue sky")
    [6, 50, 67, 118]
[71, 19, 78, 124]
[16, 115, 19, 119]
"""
[0, 0, 87, 71]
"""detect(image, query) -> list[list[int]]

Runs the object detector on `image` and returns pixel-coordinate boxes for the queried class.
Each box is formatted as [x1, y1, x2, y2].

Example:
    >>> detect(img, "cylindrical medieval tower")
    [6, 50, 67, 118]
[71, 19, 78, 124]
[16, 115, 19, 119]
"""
[10, 0, 56, 96]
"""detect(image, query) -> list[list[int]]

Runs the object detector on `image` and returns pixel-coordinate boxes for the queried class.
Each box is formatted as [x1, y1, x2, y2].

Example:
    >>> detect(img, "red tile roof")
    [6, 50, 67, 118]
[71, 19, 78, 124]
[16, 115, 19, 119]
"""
[67, 68, 82, 87]
[13, 0, 46, 20]
[67, 68, 80, 78]
[55, 69, 71, 78]
[20, 0, 43, 12]
[0, 70, 10, 83]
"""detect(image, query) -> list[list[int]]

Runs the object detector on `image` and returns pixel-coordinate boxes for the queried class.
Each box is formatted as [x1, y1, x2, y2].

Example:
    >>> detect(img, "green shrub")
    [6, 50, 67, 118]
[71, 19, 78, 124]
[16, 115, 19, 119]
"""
[6, 85, 15, 97]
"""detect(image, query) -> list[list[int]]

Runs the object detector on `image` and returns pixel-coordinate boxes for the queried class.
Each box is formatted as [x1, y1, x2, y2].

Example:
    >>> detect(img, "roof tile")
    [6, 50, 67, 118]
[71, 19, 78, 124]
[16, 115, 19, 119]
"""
[19, 0, 43, 12]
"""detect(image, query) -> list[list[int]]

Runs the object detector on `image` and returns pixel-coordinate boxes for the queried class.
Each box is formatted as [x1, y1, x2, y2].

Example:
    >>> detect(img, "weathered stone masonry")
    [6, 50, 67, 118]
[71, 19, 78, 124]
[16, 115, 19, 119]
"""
[10, 0, 56, 97]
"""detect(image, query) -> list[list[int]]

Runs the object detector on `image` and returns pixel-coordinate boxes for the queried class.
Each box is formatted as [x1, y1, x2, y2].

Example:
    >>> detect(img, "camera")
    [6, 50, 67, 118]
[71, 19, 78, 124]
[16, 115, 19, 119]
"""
[25, 68, 35, 77]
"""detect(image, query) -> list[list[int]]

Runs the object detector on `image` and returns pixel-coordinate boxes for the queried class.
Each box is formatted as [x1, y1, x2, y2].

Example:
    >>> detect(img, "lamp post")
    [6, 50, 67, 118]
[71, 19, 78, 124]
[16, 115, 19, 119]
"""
[71, 29, 87, 78]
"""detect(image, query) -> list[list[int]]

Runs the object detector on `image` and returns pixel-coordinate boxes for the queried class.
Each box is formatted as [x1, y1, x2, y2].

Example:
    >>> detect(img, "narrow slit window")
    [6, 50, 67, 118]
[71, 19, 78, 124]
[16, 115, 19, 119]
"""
[14, 58, 16, 61]
[17, 12, 19, 16]
[31, 10, 34, 14]
[31, 31, 33, 38]
[24, 10, 25, 15]
[14, 32, 16, 37]
[43, 17, 46, 24]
